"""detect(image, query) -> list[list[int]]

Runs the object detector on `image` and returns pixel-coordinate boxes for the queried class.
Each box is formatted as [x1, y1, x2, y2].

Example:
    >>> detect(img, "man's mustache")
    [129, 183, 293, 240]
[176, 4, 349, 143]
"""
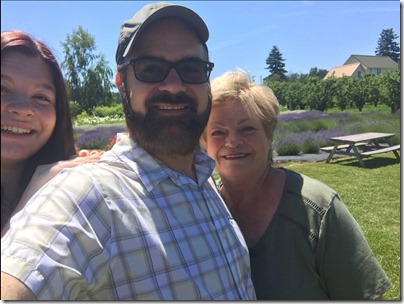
[145, 93, 197, 112]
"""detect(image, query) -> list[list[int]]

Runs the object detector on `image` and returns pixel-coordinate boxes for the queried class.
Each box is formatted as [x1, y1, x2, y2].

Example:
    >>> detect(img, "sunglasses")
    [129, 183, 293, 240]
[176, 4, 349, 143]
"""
[120, 56, 214, 84]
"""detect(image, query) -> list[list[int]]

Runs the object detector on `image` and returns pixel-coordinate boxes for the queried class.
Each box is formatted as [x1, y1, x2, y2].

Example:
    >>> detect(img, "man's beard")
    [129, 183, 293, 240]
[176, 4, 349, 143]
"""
[124, 91, 211, 156]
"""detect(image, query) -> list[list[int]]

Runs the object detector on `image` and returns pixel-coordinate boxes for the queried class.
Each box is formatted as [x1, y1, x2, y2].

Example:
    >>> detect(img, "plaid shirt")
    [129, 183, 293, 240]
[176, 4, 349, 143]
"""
[1, 133, 255, 300]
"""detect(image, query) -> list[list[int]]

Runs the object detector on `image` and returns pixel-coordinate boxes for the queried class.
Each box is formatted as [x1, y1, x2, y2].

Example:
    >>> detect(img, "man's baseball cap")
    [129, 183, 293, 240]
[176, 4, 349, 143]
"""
[116, 2, 209, 65]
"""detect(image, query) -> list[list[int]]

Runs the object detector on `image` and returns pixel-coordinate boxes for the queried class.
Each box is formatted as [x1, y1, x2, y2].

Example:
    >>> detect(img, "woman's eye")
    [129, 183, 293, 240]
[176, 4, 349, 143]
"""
[33, 94, 53, 104]
[1, 85, 9, 94]
[243, 126, 256, 134]
[211, 130, 225, 137]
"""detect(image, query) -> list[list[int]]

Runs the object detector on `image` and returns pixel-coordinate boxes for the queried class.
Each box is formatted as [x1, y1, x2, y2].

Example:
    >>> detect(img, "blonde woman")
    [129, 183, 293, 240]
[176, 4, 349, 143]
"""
[201, 70, 391, 300]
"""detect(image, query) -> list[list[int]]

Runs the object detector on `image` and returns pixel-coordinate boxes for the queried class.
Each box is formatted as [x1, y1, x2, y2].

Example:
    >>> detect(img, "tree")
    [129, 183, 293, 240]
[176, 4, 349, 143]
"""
[378, 68, 401, 113]
[349, 75, 378, 112]
[264, 46, 287, 81]
[308, 67, 328, 79]
[306, 77, 336, 112]
[333, 76, 353, 111]
[61, 26, 115, 113]
[287, 72, 309, 83]
[375, 28, 400, 63]
[284, 81, 306, 110]
[265, 79, 288, 107]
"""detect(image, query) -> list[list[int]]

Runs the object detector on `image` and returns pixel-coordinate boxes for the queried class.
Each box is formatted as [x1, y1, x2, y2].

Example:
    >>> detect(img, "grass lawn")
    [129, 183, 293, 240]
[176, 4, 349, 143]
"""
[279, 152, 400, 300]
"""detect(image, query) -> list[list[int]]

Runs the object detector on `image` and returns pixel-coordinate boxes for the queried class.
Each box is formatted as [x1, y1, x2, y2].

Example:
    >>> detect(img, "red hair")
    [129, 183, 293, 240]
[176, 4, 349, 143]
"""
[1, 31, 76, 227]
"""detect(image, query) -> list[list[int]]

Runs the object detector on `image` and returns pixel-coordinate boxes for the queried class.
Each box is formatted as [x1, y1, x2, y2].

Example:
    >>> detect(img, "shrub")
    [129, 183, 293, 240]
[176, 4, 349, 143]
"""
[301, 141, 320, 154]
[69, 101, 82, 118]
[390, 135, 400, 145]
[92, 104, 124, 117]
[74, 115, 125, 126]
[274, 109, 400, 155]
[75, 130, 111, 150]
[276, 142, 301, 156]
[310, 119, 336, 132]
[75, 126, 126, 150]
[76, 111, 89, 122]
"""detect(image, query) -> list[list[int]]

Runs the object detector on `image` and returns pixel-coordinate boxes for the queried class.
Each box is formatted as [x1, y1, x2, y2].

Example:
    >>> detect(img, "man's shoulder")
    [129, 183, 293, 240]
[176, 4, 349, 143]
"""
[50, 161, 139, 190]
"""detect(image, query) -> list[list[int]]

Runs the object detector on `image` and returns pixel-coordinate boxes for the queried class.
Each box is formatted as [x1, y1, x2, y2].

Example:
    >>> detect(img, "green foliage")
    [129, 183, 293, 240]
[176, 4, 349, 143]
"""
[264, 45, 287, 81]
[378, 68, 401, 113]
[306, 77, 337, 111]
[278, 119, 312, 133]
[281, 154, 400, 300]
[308, 67, 328, 79]
[275, 108, 400, 156]
[353, 74, 381, 110]
[74, 114, 125, 126]
[92, 103, 124, 117]
[389, 135, 400, 145]
[68, 101, 82, 118]
[310, 118, 335, 131]
[338, 111, 400, 135]
[284, 81, 306, 110]
[267, 80, 288, 106]
[375, 28, 400, 62]
[61, 26, 115, 113]
[333, 76, 353, 111]
[301, 141, 320, 154]
[76, 110, 89, 121]
[265, 68, 400, 112]
[277, 117, 336, 134]
[276, 142, 301, 156]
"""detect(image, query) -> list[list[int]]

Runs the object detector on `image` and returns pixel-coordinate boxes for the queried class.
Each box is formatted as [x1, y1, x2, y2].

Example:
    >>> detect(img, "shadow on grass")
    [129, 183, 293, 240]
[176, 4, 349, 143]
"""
[328, 156, 400, 169]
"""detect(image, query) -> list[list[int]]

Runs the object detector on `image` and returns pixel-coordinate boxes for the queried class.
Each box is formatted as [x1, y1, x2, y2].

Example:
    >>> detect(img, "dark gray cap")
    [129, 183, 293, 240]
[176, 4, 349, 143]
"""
[116, 2, 209, 64]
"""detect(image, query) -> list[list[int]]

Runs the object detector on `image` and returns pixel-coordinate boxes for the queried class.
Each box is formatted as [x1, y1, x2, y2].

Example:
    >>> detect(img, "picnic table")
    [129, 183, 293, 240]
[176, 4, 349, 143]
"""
[320, 132, 400, 167]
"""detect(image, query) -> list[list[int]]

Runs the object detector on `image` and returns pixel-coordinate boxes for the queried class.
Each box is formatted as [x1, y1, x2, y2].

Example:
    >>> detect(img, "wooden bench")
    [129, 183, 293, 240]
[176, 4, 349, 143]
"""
[320, 142, 367, 152]
[360, 145, 400, 157]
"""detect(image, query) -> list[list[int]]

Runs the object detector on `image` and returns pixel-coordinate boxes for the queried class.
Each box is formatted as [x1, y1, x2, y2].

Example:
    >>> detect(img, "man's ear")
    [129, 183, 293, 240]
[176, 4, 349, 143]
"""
[115, 73, 122, 88]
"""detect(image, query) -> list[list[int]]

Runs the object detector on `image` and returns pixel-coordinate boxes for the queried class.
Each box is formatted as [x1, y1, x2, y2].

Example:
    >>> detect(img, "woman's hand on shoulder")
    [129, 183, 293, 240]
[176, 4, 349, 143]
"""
[1, 151, 104, 236]
[37, 150, 104, 177]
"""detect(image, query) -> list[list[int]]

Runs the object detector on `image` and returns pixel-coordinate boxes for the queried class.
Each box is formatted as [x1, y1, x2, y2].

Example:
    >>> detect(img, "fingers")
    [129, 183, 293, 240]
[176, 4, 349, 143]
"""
[78, 149, 104, 157]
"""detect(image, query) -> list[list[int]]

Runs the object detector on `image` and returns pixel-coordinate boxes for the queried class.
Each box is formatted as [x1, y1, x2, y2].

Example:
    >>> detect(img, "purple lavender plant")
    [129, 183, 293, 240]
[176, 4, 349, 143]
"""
[278, 110, 329, 122]
[75, 126, 126, 150]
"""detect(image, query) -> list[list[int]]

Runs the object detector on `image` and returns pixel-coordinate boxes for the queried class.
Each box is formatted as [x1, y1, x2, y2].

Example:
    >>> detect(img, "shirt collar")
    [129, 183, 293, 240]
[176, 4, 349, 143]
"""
[101, 133, 216, 191]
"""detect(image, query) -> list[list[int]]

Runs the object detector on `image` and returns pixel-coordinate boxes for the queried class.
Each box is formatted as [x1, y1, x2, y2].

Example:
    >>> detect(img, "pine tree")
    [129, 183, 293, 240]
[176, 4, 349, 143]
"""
[265, 46, 287, 81]
[375, 28, 400, 63]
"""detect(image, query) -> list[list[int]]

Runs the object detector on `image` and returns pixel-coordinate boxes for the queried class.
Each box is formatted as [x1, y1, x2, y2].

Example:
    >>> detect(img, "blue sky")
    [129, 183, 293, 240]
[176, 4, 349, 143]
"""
[1, 1, 400, 84]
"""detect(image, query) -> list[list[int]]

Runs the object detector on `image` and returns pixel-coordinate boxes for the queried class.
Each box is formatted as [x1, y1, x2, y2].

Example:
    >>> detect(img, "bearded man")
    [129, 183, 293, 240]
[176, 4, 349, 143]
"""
[1, 2, 256, 301]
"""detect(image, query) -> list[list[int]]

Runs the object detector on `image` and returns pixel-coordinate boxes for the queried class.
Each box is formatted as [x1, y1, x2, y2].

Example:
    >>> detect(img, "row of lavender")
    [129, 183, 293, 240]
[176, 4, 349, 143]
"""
[74, 110, 400, 156]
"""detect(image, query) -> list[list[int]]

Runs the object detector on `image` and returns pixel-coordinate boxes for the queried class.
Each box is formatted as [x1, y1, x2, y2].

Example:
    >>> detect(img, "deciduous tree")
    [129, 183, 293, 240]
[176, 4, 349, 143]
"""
[61, 26, 115, 113]
[378, 68, 400, 113]
[308, 67, 328, 79]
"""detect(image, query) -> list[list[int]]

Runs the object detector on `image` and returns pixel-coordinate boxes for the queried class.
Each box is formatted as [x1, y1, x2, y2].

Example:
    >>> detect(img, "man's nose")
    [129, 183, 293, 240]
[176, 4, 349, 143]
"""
[159, 68, 187, 94]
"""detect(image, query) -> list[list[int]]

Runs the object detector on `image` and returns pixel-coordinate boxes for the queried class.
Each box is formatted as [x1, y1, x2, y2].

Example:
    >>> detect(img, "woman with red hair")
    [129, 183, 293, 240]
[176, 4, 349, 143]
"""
[1, 30, 76, 229]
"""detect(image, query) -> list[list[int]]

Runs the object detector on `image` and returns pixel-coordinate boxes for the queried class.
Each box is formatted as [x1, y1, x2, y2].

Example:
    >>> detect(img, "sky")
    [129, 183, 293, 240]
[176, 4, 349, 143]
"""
[1, 1, 400, 84]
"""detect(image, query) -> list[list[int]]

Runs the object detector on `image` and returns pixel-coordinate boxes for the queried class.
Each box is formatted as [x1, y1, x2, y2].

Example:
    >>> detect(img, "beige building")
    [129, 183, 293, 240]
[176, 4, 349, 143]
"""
[324, 55, 398, 79]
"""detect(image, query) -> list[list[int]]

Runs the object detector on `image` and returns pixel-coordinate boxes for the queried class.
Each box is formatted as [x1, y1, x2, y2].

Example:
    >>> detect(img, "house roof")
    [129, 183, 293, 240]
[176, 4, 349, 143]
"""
[344, 55, 398, 69]
[324, 63, 362, 79]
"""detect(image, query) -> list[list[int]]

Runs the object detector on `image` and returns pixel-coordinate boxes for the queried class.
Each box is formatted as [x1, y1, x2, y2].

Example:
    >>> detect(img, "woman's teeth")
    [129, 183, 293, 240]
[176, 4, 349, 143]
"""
[1, 125, 32, 134]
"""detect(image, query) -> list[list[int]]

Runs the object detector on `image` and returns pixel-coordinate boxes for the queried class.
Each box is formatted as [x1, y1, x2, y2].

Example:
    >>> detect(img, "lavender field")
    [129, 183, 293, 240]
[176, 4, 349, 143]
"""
[273, 109, 400, 155]
[74, 108, 400, 155]
[74, 124, 126, 150]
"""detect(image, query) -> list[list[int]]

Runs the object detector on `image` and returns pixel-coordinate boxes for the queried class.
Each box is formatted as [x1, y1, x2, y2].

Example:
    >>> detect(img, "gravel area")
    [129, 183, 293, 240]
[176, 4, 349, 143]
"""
[273, 151, 336, 163]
